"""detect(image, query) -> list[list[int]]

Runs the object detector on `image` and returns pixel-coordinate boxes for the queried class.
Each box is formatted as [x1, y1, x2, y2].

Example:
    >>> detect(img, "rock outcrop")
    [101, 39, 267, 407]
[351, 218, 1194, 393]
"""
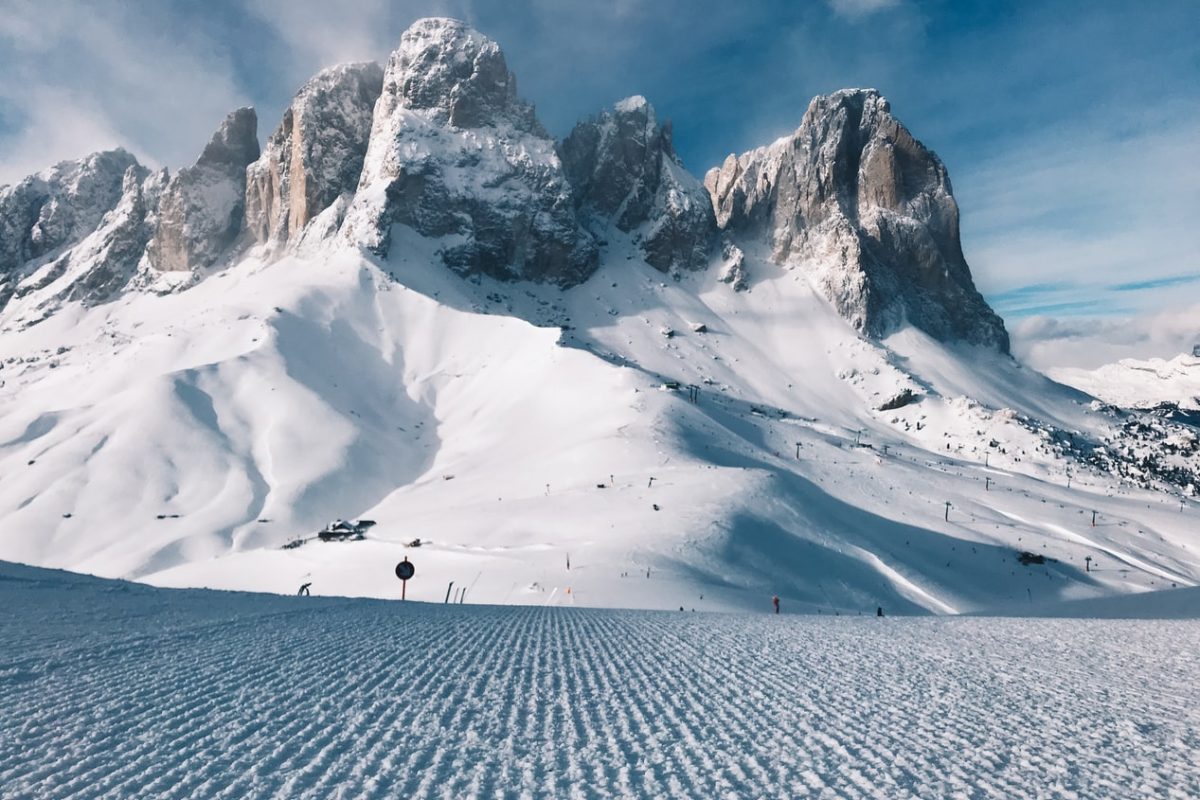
[705, 89, 1008, 351]
[1, 22, 1010, 357]
[561, 96, 714, 274]
[148, 107, 259, 272]
[0, 149, 142, 310]
[245, 63, 383, 252]
[344, 18, 596, 286]
[60, 166, 169, 304]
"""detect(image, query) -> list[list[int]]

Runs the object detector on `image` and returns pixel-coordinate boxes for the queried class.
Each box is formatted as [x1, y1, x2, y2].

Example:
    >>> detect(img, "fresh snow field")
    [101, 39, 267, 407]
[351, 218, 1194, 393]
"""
[2, 561, 1198, 799]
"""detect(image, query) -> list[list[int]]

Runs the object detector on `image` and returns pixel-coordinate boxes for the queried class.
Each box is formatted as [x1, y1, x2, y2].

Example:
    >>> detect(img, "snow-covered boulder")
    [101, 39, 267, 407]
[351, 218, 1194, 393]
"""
[343, 17, 596, 286]
[705, 89, 1008, 351]
[245, 63, 383, 253]
[560, 96, 714, 274]
[148, 107, 259, 272]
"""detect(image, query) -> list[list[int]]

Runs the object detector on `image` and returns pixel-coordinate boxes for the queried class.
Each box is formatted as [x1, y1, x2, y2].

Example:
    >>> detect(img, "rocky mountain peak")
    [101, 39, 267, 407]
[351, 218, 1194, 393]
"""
[197, 107, 260, 171]
[148, 108, 259, 272]
[561, 96, 714, 274]
[386, 17, 539, 133]
[343, 18, 596, 286]
[245, 63, 383, 251]
[0, 149, 141, 271]
[706, 88, 1009, 351]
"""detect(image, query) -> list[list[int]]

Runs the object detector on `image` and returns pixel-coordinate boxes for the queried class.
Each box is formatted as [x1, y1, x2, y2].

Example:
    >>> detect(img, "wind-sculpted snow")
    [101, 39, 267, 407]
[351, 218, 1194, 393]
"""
[1, 562, 1198, 799]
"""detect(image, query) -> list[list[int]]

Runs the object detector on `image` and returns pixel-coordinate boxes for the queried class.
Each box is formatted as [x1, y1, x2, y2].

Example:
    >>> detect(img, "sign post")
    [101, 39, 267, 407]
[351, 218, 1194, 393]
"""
[395, 557, 415, 600]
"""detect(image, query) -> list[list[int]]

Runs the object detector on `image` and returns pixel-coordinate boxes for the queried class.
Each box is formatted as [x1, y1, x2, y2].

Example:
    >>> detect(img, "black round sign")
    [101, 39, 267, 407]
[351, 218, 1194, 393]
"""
[395, 560, 415, 581]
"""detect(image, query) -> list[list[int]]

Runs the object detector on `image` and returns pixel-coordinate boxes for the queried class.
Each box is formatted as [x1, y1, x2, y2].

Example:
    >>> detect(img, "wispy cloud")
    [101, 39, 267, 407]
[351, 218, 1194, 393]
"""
[1110, 273, 1200, 293]
[825, 0, 900, 19]
[1012, 304, 1200, 371]
[959, 105, 1200, 318]
[0, 0, 250, 183]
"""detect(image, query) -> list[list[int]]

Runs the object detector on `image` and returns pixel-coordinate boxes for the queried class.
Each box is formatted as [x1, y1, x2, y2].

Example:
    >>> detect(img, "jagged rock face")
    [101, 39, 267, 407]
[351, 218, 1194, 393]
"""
[62, 166, 168, 304]
[0, 150, 139, 272]
[245, 63, 383, 251]
[0, 149, 142, 310]
[389, 17, 540, 133]
[345, 18, 596, 286]
[149, 108, 259, 272]
[561, 96, 714, 274]
[705, 89, 1008, 351]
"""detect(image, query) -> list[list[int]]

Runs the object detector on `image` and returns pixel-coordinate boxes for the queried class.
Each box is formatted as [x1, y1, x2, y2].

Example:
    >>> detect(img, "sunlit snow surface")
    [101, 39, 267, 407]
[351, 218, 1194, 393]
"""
[2, 562, 1198, 799]
[3, 245, 1199, 616]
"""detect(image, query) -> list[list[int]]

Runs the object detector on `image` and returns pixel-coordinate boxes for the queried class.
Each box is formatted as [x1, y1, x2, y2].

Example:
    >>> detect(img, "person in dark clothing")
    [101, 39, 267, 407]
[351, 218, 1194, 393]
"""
[772, 595, 780, 614]
[298, 582, 312, 596]
[876, 606, 884, 617]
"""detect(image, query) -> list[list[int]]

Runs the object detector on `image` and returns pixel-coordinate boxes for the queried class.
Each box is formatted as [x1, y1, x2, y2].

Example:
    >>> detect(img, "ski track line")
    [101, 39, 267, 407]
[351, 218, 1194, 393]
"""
[1, 586, 1199, 799]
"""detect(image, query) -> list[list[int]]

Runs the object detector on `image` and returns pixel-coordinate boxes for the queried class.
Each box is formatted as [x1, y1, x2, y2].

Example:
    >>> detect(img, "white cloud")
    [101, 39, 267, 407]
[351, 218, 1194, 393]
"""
[0, 0, 248, 184]
[242, 0, 400, 73]
[1012, 303, 1200, 371]
[958, 105, 1200, 314]
[825, 0, 900, 19]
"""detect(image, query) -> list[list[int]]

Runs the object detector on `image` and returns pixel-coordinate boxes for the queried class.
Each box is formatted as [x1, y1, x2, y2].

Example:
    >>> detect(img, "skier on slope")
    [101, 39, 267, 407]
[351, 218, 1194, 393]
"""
[773, 595, 780, 614]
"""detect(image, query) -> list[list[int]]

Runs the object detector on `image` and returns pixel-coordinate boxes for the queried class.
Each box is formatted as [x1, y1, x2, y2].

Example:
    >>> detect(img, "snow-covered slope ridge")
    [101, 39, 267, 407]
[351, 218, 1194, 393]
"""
[1052, 353, 1200, 412]
[0, 18, 1198, 614]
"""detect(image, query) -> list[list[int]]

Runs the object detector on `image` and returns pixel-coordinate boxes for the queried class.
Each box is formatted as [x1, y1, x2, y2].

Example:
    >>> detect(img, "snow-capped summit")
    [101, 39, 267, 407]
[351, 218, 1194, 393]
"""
[343, 18, 597, 284]
[2, 18, 1198, 617]
[245, 63, 384, 253]
[0, 149, 163, 322]
[561, 96, 715, 274]
[706, 88, 1008, 351]
[1051, 352, 1200, 411]
[148, 107, 259, 273]
[386, 17, 542, 133]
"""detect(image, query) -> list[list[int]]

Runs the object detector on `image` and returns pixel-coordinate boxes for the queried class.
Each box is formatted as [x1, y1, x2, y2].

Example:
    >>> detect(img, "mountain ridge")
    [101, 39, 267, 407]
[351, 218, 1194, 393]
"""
[0, 18, 1197, 613]
[1, 18, 1004, 353]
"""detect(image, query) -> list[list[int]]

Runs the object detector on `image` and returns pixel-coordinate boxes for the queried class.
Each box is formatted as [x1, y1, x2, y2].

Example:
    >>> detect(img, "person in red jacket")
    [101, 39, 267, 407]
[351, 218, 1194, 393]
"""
[772, 595, 780, 614]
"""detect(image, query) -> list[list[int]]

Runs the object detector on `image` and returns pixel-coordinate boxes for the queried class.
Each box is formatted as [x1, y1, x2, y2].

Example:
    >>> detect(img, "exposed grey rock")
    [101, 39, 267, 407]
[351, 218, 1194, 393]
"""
[719, 239, 748, 292]
[0, 149, 141, 310]
[389, 17, 541, 133]
[148, 107, 259, 272]
[705, 89, 1008, 351]
[63, 166, 169, 304]
[245, 63, 383, 252]
[344, 18, 596, 286]
[877, 388, 916, 411]
[560, 96, 714, 274]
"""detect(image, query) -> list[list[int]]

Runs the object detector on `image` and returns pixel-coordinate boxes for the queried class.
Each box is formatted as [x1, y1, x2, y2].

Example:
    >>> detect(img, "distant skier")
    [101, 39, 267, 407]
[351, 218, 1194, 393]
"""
[772, 595, 780, 614]
[297, 582, 311, 596]
[876, 606, 884, 617]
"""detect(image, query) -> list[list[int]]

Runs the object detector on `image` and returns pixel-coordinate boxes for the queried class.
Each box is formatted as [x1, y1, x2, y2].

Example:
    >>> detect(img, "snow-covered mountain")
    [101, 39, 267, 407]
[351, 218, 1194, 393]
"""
[1051, 352, 1200, 413]
[1, 17, 1197, 614]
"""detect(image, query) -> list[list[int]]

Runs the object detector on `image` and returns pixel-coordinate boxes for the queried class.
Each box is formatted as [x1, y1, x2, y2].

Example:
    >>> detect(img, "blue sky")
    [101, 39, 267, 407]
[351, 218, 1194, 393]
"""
[1, 0, 1196, 362]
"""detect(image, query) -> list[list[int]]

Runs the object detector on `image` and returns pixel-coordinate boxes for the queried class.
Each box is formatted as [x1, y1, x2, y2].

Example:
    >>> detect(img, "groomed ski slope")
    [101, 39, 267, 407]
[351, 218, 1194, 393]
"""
[3, 562, 1198, 799]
